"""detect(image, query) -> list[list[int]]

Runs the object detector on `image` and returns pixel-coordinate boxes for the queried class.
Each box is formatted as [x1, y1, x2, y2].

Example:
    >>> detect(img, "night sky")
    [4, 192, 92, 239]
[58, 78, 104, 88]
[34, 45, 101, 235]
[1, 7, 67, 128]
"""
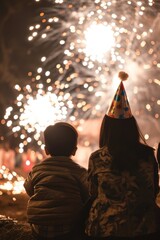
[0, 0, 39, 144]
[0, 0, 160, 150]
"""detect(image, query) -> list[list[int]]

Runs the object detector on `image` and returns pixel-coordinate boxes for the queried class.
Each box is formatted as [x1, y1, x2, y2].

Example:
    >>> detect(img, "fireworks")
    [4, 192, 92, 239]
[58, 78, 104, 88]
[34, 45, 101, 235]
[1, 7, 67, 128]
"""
[0, 166, 25, 195]
[4, 84, 74, 152]
[3, 0, 160, 150]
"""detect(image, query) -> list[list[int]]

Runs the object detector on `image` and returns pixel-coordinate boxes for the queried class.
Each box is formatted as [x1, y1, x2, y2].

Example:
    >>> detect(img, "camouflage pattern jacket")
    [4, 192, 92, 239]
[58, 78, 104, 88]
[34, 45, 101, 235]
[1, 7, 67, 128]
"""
[85, 145, 159, 237]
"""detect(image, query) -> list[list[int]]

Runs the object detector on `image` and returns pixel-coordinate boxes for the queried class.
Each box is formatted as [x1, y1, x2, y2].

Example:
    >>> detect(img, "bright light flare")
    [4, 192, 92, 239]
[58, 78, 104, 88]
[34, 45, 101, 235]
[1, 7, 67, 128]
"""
[0, 166, 25, 195]
[20, 93, 67, 132]
[4, 0, 160, 149]
[84, 24, 115, 62]
[3, 86, 74, 151]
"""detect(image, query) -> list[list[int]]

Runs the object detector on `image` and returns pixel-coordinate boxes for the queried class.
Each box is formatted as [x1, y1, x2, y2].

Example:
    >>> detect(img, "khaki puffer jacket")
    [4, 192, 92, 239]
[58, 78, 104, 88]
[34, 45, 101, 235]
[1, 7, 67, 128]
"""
[24, 156, 89, 229]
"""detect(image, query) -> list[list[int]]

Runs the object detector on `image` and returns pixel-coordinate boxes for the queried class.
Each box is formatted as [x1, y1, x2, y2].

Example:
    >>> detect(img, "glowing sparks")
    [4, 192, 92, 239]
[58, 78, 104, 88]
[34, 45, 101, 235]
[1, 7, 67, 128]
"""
[4, 85, 74, 152]
[3, 0, 160, 149]
[19, 93, 68, 132]
[0, 166, 25, 195]
[84, 24, 115, 62]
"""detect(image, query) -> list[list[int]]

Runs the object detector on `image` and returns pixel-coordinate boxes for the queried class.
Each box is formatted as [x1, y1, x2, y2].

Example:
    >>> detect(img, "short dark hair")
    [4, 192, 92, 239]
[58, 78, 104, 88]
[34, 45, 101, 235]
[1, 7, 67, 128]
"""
[44, 122, 78, 156]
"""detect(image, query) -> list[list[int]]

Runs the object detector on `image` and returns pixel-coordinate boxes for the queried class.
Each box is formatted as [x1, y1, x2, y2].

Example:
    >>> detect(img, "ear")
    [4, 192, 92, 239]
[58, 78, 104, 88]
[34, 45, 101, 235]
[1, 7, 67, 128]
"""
[45, 146, 49, 155]
[72, 146, 77, 156]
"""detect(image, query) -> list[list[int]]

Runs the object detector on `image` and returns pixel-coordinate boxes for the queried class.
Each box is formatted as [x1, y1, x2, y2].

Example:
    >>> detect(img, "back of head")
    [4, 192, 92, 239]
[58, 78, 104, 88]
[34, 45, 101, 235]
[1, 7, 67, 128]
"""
[99, 115, 141, 149]
[101, 71, 141, 149]
[99, 115, 149, 171]
[44, 122, 78, 157]
[100, 72, 151, 171]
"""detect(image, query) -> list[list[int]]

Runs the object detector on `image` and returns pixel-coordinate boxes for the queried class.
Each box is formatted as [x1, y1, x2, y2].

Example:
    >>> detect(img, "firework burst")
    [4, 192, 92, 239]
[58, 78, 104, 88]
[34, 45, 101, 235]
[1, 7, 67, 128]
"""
[3, 0, 160, 150]
[3, 83, 74, 151]
[28, 0, 160, 114]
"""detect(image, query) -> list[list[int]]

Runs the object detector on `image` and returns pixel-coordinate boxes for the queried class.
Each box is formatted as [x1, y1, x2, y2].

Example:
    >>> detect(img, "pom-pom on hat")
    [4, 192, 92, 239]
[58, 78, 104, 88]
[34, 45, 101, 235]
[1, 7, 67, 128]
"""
[106, 71, 132, 119]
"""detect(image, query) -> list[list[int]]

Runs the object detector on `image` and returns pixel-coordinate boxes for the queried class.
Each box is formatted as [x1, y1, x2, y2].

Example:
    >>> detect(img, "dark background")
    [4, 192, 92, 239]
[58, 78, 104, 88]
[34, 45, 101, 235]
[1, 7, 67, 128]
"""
[0, 0, 160, 149]
[0, 0, 40, 144]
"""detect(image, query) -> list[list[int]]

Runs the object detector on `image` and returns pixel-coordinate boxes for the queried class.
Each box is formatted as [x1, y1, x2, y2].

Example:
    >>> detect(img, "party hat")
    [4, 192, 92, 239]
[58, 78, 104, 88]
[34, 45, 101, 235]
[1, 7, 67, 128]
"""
[107, 71, 132, 119]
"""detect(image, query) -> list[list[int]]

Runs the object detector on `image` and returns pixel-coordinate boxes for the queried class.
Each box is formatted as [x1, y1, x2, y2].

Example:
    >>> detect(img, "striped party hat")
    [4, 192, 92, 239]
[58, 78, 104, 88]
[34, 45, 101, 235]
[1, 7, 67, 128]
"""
[107, 72, 132, 119]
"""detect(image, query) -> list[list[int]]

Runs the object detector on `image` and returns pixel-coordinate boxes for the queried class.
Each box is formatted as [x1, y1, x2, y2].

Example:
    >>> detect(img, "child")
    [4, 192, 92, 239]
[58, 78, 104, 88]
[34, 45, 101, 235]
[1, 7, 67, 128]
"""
[85, 72, 160, 240]
[24, 122, 89, 240]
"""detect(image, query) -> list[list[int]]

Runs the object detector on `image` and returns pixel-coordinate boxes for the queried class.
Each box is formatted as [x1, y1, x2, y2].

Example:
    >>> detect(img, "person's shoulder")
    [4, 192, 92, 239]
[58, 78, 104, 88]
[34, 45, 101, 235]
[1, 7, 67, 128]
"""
[138, 143, 154, 154]
[71, 160, 87, 173]
[138, 143, 155, 160]
[90, 146, 109, 159]
[68, 159, 88, 181]
[92, 146, 109, 155]
[31, 157, 53, 171]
